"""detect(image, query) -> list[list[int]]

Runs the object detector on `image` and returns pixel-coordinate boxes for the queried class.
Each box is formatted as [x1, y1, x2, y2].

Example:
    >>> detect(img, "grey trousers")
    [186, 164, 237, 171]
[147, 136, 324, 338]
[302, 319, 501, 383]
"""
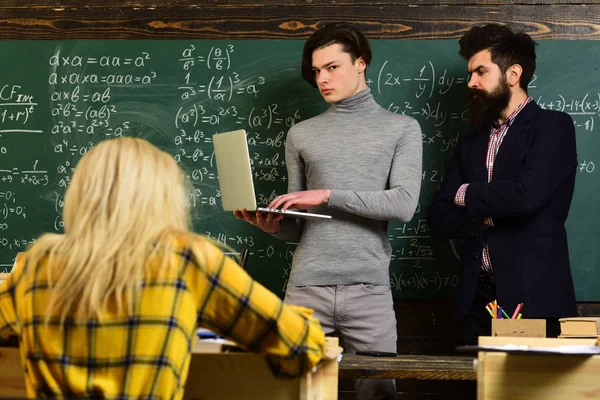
[285, 284, 398, 400]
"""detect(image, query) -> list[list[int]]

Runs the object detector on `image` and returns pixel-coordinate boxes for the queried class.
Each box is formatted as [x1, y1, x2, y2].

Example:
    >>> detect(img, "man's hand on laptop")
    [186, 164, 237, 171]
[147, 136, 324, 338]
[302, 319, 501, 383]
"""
[269, 190, 331, 210]
[233, 209, 283, 234]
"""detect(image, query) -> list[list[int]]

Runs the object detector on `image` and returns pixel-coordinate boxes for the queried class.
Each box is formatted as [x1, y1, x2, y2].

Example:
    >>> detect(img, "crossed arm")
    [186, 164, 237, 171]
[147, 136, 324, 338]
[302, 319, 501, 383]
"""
[428, 112, 576, 239]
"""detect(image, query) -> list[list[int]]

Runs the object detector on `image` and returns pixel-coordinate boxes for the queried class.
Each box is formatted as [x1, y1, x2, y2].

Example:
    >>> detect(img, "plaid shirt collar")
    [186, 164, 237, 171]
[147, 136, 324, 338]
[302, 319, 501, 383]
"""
[491, 96, 533, 132]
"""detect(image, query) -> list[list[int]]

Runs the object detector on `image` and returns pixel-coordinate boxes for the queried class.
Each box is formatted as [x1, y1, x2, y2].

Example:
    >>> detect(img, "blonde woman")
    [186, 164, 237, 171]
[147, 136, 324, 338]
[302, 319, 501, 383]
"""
[0, 137, 325, 398]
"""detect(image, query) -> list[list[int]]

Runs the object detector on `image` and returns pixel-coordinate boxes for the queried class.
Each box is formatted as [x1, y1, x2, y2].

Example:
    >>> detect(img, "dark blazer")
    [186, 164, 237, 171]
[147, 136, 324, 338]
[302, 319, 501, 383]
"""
[428, 101, 578, 320]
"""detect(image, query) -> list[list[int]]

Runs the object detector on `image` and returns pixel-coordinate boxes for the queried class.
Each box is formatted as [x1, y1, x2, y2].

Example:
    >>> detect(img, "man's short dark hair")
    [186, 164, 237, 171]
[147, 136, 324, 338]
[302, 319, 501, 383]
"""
[459, 24, 537, 91]
[302, 22, 372, 88]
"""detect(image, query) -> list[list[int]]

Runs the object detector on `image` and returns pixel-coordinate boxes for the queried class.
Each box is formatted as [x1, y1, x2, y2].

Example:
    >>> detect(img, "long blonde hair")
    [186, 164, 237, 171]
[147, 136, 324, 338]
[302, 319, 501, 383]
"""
[29, 137, 192, 322]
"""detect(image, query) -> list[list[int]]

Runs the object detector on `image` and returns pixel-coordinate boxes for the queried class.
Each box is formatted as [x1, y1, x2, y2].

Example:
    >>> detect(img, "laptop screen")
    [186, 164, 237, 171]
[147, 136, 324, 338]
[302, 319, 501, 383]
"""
[212, 129, 259, 211]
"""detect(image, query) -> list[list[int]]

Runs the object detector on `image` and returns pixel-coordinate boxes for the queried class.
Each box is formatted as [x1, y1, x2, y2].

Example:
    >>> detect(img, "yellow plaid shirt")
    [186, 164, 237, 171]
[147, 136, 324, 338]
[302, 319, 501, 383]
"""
[0, 234, 325, 398]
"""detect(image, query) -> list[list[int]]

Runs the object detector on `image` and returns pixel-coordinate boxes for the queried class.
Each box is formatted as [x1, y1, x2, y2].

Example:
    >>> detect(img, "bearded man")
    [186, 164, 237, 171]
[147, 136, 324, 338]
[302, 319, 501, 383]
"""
[427, 24, 578, 345]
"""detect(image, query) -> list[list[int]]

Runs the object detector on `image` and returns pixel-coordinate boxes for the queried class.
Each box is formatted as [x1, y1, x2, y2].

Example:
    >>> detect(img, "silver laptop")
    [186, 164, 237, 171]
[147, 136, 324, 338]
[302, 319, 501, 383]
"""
[212, 129, 332, 220]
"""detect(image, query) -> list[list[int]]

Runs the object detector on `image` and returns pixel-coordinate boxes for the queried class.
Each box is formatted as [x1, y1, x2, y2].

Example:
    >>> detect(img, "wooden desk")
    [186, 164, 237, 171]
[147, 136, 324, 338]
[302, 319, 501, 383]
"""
[477, 336, 600, 400]
[0, 347, 25, 397]
[339, 354, 477, 380]
[0, 340, 342, 399]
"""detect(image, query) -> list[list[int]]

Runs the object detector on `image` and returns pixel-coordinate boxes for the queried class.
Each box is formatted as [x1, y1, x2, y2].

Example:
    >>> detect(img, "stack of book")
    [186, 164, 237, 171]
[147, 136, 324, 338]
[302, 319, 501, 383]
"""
[559, 317, 600, 338]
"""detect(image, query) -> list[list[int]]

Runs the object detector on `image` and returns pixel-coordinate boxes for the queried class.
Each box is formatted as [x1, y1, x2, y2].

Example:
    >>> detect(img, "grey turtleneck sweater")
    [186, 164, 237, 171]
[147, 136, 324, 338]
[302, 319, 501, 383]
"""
[275, 88, 422, 287]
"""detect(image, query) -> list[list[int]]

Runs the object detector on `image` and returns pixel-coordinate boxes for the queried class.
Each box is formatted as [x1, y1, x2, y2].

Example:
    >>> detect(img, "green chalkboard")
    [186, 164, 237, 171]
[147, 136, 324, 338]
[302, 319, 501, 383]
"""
[0, 40, 599, 300]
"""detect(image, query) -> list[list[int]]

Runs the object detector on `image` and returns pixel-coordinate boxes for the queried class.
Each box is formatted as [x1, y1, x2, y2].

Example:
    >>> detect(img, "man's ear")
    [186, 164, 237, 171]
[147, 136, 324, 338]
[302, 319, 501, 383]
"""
[506, 64, 523, 87]
[356, 56, 366, 74]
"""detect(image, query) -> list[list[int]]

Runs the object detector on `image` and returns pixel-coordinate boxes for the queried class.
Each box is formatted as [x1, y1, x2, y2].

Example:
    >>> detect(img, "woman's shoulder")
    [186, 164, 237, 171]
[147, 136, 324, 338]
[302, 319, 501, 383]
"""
[162, 230, 225, 265]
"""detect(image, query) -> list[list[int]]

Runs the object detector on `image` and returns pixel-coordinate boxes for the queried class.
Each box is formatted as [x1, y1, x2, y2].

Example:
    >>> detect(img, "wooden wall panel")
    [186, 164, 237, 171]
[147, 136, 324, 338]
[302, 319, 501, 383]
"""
[1, 1, 600, 39]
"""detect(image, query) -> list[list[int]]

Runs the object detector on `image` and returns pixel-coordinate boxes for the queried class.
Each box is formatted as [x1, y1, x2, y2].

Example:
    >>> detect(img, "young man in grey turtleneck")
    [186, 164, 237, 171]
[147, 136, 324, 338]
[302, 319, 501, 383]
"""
[235, 23, 422, 400]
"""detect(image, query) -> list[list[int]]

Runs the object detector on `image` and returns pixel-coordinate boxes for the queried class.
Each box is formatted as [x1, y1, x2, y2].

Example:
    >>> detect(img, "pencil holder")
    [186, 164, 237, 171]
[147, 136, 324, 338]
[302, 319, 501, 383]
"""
[491, 319, 546, 337]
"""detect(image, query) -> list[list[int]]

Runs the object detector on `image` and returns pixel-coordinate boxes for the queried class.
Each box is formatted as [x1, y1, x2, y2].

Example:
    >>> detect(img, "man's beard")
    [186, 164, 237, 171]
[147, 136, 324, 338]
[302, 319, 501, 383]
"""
[466, 77, 511, 128]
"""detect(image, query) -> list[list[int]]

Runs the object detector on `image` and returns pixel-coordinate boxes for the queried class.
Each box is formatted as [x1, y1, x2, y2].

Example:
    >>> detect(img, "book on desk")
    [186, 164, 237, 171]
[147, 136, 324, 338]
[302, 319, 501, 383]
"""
[559, 317, 600, 338]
